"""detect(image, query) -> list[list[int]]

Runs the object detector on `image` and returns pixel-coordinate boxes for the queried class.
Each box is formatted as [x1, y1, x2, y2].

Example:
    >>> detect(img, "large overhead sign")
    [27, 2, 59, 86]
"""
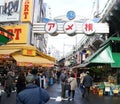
[33, 21, 109, 36]
[33, 10, 109, 36]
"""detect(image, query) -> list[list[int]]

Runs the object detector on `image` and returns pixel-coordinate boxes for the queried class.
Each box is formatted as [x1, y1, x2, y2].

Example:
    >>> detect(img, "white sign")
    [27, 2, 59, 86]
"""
[64, 21, 76, 35]
[45, 21, 57, 35]
[82, 20, 96, 36]
[33, 22, 109, 35]
[0, 0, 21, 22]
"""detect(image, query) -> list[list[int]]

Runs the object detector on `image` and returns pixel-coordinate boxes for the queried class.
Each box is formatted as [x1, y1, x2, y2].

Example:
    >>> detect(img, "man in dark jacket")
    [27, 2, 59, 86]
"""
[16, 74, 50, 104]
[82, 71, 93, 98]
[60, 70, 67, 99]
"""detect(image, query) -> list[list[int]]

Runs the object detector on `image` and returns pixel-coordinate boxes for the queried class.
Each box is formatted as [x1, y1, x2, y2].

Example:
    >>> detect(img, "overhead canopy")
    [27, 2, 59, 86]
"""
[85, 45, 114, 65]
[0, 44, 37, 50]
[37, 51, 57, 62]
[0, 49, 20, 55]
[12, 53, 55, 67]
[111, 53, 120, 68]
[0, 44, 56, 67]
[90, 46, 114, 63]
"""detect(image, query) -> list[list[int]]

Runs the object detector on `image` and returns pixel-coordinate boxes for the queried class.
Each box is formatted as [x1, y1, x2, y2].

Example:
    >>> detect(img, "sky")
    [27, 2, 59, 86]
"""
[44, 0, 108, 57]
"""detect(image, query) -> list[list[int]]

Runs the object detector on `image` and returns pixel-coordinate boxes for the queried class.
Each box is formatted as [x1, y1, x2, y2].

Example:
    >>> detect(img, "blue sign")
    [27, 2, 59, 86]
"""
[66, 11, 76, 20]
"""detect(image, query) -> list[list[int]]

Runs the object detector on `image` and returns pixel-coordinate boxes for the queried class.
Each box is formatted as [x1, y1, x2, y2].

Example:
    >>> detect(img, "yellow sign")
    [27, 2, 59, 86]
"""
[23, 49, 36, 56]
[1, 24, 30, 44]
[21, 0, 33, 23]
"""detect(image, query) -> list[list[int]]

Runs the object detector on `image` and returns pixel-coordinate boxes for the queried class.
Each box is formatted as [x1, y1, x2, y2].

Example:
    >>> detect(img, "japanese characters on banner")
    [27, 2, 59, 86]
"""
[45, 10, 96, 36]
[45, 21, 58, 36]
[82, 20, 96, 36]
[64, 21, 76, 36]
[45, 20, 96, 36]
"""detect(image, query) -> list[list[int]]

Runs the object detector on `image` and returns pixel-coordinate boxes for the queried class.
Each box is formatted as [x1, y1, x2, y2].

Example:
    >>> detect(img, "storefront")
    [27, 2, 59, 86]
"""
[75, 37, 120, 96]
[0, 44, 56, 67]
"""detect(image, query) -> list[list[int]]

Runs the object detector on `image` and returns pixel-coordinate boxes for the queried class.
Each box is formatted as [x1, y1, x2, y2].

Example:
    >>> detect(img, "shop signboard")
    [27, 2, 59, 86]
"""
[63, 21, 76, 36]
[21, 0, 34, 23]
[82, 20, 96, 36]
[22, 49, 36, 56]
[0, 0, 22, 22]
[1, 24, 30, 44]
[45, 21, 57, 35]
[33, 22, 109, 36]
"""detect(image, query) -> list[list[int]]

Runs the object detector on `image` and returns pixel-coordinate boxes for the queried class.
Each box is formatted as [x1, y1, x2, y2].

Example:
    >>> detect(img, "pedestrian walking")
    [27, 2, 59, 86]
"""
[79, 71, 86, 95]
[82, 71, 93, 98]
[4, 70, 14, 97]
[67, 73, 77, 101]
[38, 71, 46, 89]
[56, 70, 61, 83]
[16, 71, 26, 94]
[16, 73, 50, 104]
[60, 69, 67, 99]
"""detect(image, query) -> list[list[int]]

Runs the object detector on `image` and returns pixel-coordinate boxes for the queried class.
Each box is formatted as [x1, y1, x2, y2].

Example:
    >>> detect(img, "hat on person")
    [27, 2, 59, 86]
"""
[26, 74, 35, 83]
[86, 71, 90, 74]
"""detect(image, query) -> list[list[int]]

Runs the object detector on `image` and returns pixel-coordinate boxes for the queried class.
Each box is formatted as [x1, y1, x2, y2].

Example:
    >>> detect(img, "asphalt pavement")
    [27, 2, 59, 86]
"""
[1, 83, 120, 104]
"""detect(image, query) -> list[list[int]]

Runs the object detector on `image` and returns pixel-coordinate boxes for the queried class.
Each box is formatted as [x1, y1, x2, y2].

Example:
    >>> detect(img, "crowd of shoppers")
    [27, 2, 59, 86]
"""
[0, 66, 51, 104]
[0, 64, 93, 103]
[60, 69, 93, 100]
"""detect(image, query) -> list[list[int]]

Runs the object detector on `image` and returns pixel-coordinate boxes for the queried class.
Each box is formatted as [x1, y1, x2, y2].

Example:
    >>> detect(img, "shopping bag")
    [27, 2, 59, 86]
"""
[80, 85, 85, 94]
[65, 83, 71, 90]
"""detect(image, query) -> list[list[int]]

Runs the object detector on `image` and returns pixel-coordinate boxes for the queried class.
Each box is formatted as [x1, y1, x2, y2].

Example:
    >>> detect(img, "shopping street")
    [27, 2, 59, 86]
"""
[1, 83, 120, 104]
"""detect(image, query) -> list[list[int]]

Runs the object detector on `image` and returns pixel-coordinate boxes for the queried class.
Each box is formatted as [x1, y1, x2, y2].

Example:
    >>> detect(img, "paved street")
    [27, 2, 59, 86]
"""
[1, 83, 120, 104]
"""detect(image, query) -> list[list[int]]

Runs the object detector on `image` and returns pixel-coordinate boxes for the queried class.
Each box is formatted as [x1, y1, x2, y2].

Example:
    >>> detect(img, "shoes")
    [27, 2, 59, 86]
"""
[82, 94, 84, 98]
[7, 94, 10, 97]
[68, 97, 74, 101]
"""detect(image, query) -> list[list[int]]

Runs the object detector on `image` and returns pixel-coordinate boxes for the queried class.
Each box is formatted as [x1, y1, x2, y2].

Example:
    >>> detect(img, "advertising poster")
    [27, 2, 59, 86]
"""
[0, 0, 21, 22]
[1, 24, 30, 44]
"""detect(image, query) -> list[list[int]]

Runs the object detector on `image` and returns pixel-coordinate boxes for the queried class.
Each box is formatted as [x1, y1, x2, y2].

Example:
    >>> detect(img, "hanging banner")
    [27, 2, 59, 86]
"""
[21, 0, 34, 23]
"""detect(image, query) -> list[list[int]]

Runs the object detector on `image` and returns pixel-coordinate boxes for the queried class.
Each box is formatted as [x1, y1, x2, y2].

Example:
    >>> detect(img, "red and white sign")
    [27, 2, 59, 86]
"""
[82, 20, 96, 36]
[45, 21, 57, 34]
[64, 21, 76, 35]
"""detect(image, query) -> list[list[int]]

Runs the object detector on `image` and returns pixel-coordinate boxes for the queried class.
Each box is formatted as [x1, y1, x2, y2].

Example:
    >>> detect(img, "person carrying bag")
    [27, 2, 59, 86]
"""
[67, 73, 77, 101]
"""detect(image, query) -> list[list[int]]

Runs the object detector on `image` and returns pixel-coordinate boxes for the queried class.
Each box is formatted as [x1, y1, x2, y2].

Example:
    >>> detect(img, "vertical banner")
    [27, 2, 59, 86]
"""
[21, 0, 34, 23]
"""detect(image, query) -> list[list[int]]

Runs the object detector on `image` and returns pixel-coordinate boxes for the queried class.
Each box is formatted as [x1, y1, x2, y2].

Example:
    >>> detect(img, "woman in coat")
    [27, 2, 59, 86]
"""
[16, 71, 26, 94]
[67, 73, 77, 101]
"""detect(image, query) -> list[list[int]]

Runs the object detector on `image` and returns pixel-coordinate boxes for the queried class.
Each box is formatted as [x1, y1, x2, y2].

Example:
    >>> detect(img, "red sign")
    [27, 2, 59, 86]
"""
[45, 21, 57, 35]
[82, 21, 96, 36]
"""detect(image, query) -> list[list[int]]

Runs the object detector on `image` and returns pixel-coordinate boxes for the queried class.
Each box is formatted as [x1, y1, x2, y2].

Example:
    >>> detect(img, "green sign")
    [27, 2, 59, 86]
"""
[0, 34, 11, 45]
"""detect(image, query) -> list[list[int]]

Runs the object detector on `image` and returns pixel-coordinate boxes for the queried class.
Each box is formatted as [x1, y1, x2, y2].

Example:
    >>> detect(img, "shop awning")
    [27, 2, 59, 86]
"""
[111, 53, 120, 68]
[85, 45, 114, 64]
[90, 46, 114, 63]
[0, 49, 20, 55]
[37, 51, 57, 62]
[12, 54, 55, 67]
[0, 49, 21, 59]
[0, 34, 11, 45]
